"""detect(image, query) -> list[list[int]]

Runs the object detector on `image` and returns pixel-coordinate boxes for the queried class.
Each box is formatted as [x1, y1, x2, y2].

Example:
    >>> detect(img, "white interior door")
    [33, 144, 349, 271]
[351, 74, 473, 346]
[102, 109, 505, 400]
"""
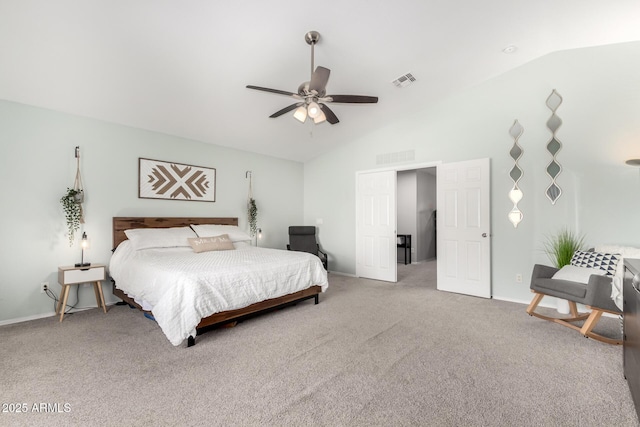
[436, 158, 491, 298]
[356, 170, 397, 282]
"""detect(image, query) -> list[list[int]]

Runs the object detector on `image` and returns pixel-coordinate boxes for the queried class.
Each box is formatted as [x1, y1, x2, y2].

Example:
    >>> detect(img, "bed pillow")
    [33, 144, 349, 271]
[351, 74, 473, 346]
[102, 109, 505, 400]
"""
[233, 241, 252, 249]
[191, 224, 252, 242]
[570, 250, 620, 277]
[552, 265, 607, 283]
[188, 235, 235, 253]
[124, 227, 197, 250]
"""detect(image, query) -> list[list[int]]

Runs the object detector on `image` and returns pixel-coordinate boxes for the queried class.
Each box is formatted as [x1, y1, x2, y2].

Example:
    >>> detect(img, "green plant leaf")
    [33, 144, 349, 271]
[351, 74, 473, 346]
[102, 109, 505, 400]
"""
[542, 228, 586, 268]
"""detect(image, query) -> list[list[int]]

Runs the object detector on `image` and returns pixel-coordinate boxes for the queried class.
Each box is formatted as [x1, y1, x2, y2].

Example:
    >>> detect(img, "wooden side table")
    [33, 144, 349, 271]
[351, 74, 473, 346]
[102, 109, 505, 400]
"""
[57, 264, 107, 322]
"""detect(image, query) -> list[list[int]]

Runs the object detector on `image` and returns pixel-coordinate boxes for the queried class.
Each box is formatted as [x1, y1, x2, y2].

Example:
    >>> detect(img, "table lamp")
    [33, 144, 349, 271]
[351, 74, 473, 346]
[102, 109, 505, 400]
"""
[75, 232, 91, 268]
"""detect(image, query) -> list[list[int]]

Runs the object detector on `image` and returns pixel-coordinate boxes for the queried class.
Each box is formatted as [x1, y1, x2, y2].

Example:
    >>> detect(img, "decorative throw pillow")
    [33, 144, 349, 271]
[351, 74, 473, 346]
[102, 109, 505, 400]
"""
[188, 234, 235, 253]
[190, 224, 252, 243]
[570, 250, 620, 277]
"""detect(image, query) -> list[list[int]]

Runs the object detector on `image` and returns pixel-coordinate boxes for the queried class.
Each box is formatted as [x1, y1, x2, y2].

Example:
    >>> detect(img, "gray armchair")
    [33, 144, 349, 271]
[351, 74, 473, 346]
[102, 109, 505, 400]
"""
[287, 226, 328, 271]
[526, 264, 622, 344]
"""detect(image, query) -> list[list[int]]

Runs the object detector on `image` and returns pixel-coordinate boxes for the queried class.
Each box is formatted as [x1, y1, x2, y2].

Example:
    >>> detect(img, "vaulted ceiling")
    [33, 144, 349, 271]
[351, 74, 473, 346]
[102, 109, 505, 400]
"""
[2, 1, 640, 162]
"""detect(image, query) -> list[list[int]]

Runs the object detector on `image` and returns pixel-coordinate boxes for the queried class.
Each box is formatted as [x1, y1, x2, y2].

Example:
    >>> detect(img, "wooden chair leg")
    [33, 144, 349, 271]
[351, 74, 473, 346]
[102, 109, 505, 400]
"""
[568, 301, 579, 318]
[580, 308, 622, 345]
[580, 310, 603, 336]
[526, 292, 545, 315]
[526, 290, 590, 329]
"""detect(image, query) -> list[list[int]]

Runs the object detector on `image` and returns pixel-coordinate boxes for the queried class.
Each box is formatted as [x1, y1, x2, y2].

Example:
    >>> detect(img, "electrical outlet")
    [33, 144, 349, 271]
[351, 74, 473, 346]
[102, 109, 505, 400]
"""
[515, 274, 523, 283]
[41, 282, 49, 293]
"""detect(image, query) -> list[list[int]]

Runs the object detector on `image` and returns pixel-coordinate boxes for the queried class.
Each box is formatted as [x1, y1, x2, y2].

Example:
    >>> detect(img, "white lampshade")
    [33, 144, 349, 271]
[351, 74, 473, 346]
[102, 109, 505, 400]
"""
[293, 106, 307, 123]
[313, 110, 326, 124]
[307, 102, 322, 119]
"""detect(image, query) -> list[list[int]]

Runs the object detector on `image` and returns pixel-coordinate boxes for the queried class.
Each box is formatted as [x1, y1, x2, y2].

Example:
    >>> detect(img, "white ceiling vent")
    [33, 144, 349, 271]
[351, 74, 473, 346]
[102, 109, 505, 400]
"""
[391, 73, 416, 88]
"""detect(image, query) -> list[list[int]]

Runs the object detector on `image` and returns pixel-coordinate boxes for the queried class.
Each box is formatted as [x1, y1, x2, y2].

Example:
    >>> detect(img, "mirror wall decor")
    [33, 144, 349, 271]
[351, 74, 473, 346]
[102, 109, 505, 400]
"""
[508, 120, 524, 227]
[545, 89, 563, 204]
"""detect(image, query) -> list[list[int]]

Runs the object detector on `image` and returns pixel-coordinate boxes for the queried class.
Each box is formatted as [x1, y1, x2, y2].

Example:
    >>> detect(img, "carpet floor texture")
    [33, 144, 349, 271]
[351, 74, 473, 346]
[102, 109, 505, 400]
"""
[1, 261, 638, 426]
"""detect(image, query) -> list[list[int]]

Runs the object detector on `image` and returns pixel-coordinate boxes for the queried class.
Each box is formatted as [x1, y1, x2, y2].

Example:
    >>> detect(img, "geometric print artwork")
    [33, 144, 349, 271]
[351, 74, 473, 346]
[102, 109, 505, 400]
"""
[139, 158, 216, 202]
[570, 250, 620, 277]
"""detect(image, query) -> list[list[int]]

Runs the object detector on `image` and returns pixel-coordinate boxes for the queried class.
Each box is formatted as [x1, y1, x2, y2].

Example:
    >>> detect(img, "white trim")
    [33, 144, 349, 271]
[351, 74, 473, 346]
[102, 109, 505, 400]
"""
[356, 160, 441, 176]
[0, 304, 115, 326]
[328, 270, 357, 278]
[0, 312, 58, 326]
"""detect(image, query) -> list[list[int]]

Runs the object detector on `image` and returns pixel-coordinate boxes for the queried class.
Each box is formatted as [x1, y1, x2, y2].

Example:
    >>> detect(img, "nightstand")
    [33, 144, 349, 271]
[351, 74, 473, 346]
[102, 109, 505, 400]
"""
[57, 264, 107, 322]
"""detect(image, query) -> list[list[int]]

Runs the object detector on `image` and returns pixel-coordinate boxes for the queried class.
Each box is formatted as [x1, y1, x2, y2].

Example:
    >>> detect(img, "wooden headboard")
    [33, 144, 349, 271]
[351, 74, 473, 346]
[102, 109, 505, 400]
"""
[112, 217, 239, 248]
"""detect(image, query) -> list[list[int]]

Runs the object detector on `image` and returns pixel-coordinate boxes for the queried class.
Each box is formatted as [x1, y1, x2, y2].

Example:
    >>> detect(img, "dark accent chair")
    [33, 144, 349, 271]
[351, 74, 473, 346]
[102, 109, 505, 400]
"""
[526, 264, 622, 345]
[287, 226, 328, 271]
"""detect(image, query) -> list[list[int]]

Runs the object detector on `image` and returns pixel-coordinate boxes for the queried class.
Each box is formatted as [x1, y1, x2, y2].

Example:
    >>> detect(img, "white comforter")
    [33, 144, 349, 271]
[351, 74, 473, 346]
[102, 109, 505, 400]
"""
[109, 241, 329, 346]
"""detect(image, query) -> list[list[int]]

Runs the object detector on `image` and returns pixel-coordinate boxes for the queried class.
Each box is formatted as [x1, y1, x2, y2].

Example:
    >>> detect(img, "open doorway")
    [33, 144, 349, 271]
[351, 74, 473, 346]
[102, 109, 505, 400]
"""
[355, 159, 491, 297]
[397, 167, 437, 286]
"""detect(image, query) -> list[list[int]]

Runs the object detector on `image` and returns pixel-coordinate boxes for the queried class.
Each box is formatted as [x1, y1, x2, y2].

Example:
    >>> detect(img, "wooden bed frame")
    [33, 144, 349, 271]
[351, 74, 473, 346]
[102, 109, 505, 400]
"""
[111, 217, 322, 347]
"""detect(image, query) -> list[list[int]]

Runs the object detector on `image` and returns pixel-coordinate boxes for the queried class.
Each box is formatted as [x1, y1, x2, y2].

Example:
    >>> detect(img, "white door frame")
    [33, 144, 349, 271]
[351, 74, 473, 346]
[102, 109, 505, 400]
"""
[355, 161, 441, 281]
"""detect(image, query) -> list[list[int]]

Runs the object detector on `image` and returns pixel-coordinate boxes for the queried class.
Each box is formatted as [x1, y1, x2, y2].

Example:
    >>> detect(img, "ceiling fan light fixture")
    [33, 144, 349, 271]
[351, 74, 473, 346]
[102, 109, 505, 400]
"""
[313, 110, 326, 124]
[293, 105, 308, 123]
[307, 102, 321, 119]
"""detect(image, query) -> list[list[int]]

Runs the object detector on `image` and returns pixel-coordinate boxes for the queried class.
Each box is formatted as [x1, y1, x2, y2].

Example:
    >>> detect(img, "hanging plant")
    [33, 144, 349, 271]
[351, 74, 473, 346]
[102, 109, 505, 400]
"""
[248, 198, 258, 237]
[61, 188, 82, 246]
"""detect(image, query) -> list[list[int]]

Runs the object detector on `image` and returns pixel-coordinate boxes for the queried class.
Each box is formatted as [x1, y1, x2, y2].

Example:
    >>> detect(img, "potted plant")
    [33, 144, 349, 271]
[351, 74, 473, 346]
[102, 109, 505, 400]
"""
[542, 228, 585, 268]
[542, 228, 585, 314]
[248, 198, 258, 238]
[61, 188, 82, 245]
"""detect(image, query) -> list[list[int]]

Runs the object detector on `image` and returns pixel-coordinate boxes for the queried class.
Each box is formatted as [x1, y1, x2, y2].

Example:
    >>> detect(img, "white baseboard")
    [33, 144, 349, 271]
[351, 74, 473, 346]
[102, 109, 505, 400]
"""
[0, 303, 116, 327]
[328, 270, 357, 278]
[0, 312, 58, 326]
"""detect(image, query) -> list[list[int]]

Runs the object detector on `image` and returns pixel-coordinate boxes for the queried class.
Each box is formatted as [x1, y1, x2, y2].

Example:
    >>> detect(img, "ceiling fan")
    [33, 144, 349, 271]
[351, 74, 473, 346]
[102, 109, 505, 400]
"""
[246, 31, 378, 125]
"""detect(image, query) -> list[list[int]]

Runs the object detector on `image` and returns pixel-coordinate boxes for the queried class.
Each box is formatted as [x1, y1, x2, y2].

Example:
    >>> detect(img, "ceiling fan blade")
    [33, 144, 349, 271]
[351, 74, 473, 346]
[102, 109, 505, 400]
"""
[320, 103, 339, 125]
[326, 95, 379, 103]
[309, 66, 331, 95]
[269, 103, 303, 118]
[246, 85, 298, 97]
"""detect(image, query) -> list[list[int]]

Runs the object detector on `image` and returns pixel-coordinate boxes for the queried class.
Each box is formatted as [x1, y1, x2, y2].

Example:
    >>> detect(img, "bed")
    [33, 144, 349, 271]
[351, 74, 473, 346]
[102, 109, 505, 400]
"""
[109, 217, 328, 347]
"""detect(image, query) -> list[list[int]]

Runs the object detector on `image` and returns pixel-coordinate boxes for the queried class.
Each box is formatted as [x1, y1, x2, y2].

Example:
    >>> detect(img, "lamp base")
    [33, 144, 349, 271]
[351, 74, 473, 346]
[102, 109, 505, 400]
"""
[74, 262, 91, 268]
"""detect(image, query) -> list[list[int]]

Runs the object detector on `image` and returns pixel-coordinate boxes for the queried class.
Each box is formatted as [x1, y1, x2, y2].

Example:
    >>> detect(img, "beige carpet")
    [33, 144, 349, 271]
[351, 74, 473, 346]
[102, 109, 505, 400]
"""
[0, 261, 637, 426]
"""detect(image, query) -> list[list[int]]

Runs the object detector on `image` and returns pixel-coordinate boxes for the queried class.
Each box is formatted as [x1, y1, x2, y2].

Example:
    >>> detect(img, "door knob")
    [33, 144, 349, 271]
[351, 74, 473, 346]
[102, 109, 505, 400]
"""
[482, 233, 487, 237]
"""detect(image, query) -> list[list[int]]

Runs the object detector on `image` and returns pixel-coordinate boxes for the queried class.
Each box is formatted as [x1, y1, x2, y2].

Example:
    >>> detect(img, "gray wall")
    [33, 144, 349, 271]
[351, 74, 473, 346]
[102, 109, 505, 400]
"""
[0, 101, 304, 323]
[304, 41, 640, 304]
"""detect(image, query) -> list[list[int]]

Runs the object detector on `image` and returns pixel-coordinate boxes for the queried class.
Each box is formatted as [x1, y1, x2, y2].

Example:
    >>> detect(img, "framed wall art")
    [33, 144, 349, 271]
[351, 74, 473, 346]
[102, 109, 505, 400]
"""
[138, 158, 216, 202]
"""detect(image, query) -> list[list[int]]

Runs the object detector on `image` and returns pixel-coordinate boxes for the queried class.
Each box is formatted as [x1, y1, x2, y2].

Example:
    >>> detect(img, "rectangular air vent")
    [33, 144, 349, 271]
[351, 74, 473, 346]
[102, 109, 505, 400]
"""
[376, 150, 415, 165]
[391, 73, 416, 88]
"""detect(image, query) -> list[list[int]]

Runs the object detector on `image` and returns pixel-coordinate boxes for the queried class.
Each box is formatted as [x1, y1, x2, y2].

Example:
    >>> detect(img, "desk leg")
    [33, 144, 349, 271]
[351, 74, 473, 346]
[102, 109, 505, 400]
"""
[59, 286, 70, 322]
[93, 281, 107, 314]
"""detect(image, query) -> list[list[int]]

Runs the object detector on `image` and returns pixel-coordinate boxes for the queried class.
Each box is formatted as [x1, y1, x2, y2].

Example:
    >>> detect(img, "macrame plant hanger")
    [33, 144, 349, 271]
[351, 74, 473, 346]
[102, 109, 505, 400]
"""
[74, 146, 85, 224]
